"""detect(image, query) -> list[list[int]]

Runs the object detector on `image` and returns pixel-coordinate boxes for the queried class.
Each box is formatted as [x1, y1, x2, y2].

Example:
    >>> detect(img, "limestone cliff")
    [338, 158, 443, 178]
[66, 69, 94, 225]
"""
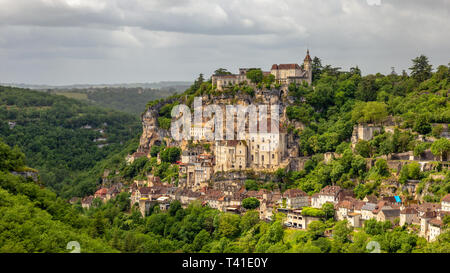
[137, 89, 303, 159]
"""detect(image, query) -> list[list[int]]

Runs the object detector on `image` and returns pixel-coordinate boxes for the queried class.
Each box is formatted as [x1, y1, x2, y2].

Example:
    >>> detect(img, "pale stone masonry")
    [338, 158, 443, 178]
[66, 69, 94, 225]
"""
[211, 50, 312, 91]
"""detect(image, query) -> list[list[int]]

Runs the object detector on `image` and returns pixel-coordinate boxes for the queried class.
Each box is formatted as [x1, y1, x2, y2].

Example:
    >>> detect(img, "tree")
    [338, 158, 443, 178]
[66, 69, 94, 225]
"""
[322, 203, 335, 220]
[409, 55, 432, 82]
[160, 147, 181, 163]
[333, 220, 353, 243]
[244, 179, 258, 191]
[192, 229, 211, 251]
[150, 145, 161, 157]
[240, 211, 260, 232]
[431, 138, 450, 161]
[217, 213, 241, 239]
[355, 140, 371, 158]
[246, 69, 263, 84]
[262, 74, 275, 85]
[214, 68, 232, 76]
[356, 75, 377, 101]
[374, 158, 389, 176]
[413, 115, 432, 135]
[311, 57, 323, 82]
[242, 197, 260, 210]
[352, 101, 388, 124]
[307, 221, 326, 240]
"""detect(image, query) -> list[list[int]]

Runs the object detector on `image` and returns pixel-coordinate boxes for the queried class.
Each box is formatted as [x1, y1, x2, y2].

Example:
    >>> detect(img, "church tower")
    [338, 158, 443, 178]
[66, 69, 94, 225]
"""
[303, 49, 313, 85]
[303, 49, 312, 72]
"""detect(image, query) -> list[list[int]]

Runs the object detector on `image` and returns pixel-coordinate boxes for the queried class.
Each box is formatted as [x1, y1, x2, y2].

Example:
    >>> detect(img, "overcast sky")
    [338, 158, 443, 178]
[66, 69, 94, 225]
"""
[0, 0, 449, 85]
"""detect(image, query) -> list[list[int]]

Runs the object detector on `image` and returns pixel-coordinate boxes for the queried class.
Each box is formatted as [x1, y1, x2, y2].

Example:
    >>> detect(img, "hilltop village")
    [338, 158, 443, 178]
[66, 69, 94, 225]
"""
[79, 51, 450, 243]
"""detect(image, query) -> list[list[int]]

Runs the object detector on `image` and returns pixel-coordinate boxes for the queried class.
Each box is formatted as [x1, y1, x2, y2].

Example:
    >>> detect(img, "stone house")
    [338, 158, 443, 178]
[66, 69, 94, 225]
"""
[282, 208, 323, 229]
[311, 186, 343, 208]
[270, 50, 312, 86]
[94, 188, 108, 202]
[351, 124, 381, 147]
[360, 202, 377, 220]
[281, 189, 309, 209]
[399, 207, 419, 226]
[441, 194, 450, 212]
[126, 151, 148, 164]
[215, 140, 248, 172]
[81, 196, 94, 209]
[377, 207, 400, 223]
[428, 219, 443, 242]
[247, 126, 288, 171]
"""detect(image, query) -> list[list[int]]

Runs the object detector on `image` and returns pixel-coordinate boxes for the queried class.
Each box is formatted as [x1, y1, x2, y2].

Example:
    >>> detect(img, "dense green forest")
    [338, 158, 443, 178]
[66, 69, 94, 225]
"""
[0, 86, 141, 198]
[50, 86, 185, 115]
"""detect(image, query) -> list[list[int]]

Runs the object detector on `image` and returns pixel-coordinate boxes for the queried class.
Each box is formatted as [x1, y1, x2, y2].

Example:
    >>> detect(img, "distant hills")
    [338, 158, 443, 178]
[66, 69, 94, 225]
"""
[0, 81, 192, 90]
[0, 81, 192, 115]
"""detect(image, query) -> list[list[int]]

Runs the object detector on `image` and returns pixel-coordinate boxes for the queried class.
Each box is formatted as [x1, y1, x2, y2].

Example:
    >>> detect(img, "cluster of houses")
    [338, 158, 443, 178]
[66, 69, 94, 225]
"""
[117, 171, 449, 242]
[78, 183, 123, 209]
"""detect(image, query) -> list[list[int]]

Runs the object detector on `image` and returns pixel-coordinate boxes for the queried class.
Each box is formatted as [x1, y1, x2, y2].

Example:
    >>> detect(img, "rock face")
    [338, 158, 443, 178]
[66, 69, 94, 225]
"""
[136, 89, 302, 169]
[138, 104, 171, 154]
[11, 171, 39, 182]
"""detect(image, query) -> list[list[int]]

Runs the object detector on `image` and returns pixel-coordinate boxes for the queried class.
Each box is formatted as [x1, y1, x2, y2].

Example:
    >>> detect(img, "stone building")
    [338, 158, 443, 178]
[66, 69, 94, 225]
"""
[281, 189, 309, 209]
[214, 140, 248, 172]
[311, 186, 343, 208]
[441, 194, 450, 212]
[247, 126, 288, 170]
[270, 50, 312, 86]
[211, 50, 312, 91]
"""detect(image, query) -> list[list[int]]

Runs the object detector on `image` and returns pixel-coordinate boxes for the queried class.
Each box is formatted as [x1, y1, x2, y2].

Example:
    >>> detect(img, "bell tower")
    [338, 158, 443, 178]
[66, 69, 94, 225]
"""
[303, 49, 312, 72]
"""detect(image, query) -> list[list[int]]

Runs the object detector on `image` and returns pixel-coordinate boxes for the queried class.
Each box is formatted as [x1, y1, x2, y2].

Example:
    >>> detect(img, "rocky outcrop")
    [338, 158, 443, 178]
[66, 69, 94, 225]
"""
[138, 107, 170, 153]
[11, 171, 39, 182]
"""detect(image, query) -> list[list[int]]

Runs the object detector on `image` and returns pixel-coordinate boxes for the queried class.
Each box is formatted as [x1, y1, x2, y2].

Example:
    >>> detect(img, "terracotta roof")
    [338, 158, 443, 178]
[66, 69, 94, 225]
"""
[283, 188, 308, 198]
[95, 188, 108, 196]
[82, 196, 94, 204]
[138, 187, 152, 194]
[272, 63, 301, 70]
[400, 207, 418, 214]
[304, 50, 312, 62]
[418, 203, 441, 213]
[381, 208, 400, 218]
[132, 152, 147, 158]
[214, 74, 239, 79]
[422, 210, 437, 219]
[365, 195, 378, 203]
[319, 185, 342, 196]
[442, 194, 450, 203]
[429, 218, 443, 227]
[372, 201, 388, 214]
[337, 200, 355, 210]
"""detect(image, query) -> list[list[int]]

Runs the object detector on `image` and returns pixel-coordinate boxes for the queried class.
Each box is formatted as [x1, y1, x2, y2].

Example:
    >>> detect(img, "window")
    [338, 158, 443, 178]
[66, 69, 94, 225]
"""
[272, 153, 275, 159]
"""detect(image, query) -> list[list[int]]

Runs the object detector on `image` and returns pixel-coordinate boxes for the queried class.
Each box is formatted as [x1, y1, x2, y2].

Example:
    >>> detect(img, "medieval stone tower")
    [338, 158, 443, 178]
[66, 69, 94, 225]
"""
[303, 49, 313, 83]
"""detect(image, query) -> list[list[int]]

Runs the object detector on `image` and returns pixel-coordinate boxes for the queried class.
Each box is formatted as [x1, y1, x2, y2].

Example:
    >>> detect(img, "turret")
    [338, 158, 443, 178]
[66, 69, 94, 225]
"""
[303, 49, 312, 71]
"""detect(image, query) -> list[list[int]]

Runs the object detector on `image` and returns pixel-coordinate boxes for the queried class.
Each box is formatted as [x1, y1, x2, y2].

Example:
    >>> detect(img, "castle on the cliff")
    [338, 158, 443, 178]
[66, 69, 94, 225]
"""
[211, 50, 313, 91]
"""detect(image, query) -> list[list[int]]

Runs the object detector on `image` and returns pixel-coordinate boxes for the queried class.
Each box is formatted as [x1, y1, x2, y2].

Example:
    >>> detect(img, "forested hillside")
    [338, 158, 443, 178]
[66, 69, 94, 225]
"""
[0, 86, 141, 197]
[51, 86, 185, 115]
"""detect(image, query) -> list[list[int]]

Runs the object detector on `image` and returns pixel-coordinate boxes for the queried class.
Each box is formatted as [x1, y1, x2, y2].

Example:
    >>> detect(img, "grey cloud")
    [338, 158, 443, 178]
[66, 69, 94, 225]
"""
[0, 0, 448, 85]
